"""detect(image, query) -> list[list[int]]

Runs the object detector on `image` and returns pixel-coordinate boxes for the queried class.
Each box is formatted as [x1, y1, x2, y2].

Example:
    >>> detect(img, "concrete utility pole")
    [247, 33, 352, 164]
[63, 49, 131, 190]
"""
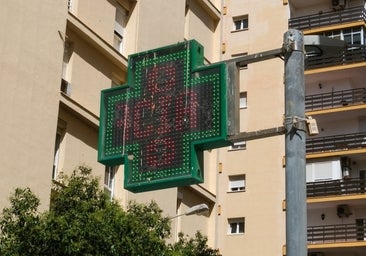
[283, 29, 307, 256]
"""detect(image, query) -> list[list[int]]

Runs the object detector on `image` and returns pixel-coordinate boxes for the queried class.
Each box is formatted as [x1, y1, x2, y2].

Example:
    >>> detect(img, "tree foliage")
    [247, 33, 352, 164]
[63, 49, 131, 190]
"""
[0, 187, 42, 256]
[170, 232, 220, 256]
[0, 166, 220, 256]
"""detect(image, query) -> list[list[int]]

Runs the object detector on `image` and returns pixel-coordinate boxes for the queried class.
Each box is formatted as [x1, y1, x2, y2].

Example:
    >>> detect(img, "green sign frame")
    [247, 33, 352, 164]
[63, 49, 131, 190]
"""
[98, 40, 229, 192]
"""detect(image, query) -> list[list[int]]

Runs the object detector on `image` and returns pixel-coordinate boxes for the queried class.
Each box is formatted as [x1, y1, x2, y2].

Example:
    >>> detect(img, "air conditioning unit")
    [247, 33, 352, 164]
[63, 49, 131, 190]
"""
[61, 78, 72, 96]
[337, 204, 352, 218]
[332, 0, 346, 10]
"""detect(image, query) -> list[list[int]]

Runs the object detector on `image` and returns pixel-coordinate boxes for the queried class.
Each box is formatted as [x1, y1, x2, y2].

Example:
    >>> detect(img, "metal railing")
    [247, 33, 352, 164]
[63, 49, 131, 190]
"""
[289, 6, 366, 31]
[308, 220, 366, 244]
[306, 132, 366, 154]
[305, 88, 366, 111]
[306, 47, 366, 70]
[307, 178, 366, 197]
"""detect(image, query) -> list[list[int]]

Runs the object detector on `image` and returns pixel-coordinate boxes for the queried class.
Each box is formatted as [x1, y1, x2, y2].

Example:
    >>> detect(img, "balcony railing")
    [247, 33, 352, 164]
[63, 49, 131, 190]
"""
[306, 47, 366, 70]
[289, 6, 366, 31]
[307, 178, 366, 197]
[306, 88, 366, 111]
[306, 132, 366, 154]
[308, 219, 366, 244]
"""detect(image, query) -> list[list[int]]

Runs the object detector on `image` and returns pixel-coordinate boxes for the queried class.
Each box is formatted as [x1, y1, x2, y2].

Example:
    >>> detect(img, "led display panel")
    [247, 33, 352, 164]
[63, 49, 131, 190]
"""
[98, 40, 229, 192]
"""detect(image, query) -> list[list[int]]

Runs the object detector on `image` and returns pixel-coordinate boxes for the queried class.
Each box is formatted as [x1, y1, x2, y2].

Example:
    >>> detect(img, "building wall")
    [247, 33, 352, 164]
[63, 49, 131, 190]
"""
[135, 0, 186, 52]
[57, 107, 104, 178]
[0, 0, 67, 211]
[76, 0, 116, 43]
[66, 28, 118, 114]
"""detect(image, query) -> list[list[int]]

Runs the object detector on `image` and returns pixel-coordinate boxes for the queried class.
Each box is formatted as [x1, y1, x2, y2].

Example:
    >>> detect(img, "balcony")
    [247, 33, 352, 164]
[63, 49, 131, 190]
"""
[308, 219, 366, 244]
[306, 47, 366, 70]
[289, 6, 366, 31]
[306, 132, 366, 154]
[305, 88, 366, 112]
[307, 178, 366, 198]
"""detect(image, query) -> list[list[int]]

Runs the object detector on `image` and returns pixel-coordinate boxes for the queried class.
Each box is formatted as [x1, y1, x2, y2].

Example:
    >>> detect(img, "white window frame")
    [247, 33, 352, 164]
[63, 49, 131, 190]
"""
[228, 218, 245, 235]
[323, 26, 364, 48]
[228, 175, 246, 192]
[233, 15, 248, 31]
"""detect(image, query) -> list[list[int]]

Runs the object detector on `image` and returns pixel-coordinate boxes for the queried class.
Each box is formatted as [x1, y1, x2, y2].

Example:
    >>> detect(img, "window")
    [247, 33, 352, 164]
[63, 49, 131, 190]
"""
[67, 0, 73, 11]
[229, 175, 246, 192]
[233, 15, 248, 31]
[240, 92, 247, 109]
[228, 218, 245, 234]
[322, 26, 364, 47]
[52, 133, 61, 180]
[52, 119, 66, 180]
[114, 4, 127, 53]
[230, 141, 246, 150]
[306, 159, 341, 183]
[61, 40, 73, 96]
[343, 27, 362, 46]
[104, 166, 116, 200]
[61, 40, 72, 80]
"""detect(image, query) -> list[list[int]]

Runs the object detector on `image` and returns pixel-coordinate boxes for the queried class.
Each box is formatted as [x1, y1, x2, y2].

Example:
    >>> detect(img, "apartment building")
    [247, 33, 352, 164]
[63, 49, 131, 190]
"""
[289, 0, 366, 256]
[1, 0, 337, 255]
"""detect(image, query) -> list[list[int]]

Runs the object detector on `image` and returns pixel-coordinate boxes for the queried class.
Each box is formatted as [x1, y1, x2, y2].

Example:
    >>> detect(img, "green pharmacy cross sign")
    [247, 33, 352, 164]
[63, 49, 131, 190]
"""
[98, 40, 229, 192]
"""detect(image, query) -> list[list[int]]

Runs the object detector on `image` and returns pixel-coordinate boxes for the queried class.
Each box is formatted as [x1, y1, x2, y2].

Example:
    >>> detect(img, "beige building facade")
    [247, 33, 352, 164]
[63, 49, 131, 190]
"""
[3, 0, 366, 255]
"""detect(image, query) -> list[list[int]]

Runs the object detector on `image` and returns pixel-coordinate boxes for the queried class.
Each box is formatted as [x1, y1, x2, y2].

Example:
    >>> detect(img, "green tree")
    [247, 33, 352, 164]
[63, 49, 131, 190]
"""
[169, 232, 220, 256]
[0, 165, 220, 256]
[0, 187, 43, 256]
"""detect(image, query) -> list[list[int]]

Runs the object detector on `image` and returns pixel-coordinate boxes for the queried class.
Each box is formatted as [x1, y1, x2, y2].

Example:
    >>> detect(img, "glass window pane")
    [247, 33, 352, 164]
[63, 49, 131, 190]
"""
[234, 20, 241, 30]
[343, 34, 352, 44]
[230, 223, 237, 233]
[239, 222, 245, 233]
[333, 30, 341, 40]
[343, 28, 351, 35]
[353, 34, 361, 45]
[242, 19, 248, 29]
